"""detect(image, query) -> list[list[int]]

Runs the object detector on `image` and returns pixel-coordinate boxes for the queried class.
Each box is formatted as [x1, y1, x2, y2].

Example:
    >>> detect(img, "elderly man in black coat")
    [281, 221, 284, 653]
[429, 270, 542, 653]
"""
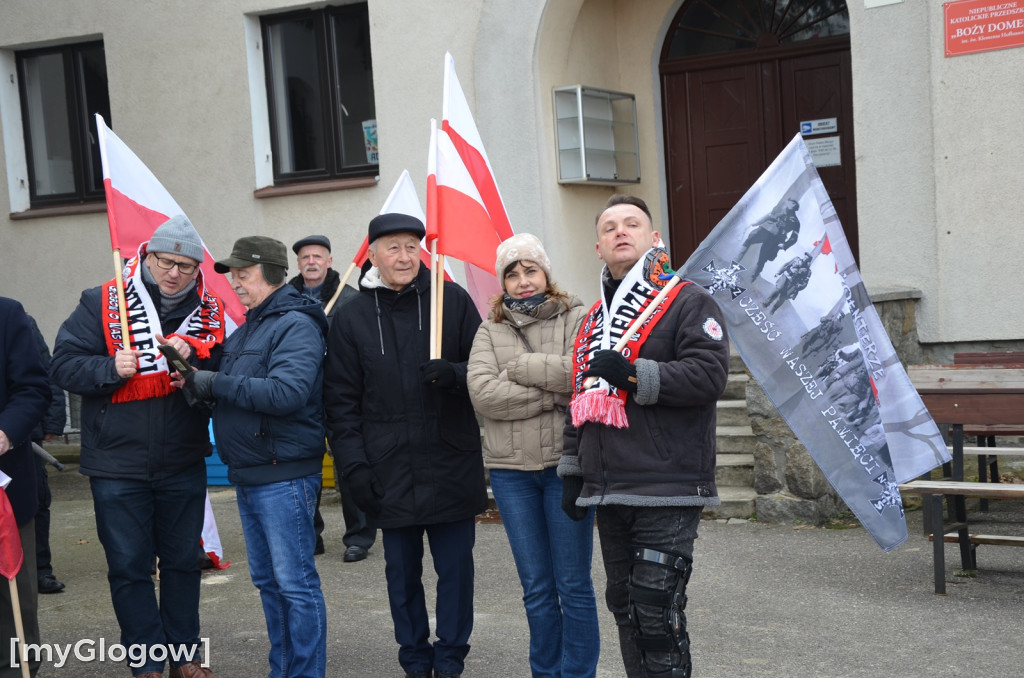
[324, 214, 486, 678]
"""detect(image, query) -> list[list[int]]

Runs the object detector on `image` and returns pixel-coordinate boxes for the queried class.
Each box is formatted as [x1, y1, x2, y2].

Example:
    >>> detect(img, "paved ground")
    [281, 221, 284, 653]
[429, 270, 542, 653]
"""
[26, 465, 1024, 677]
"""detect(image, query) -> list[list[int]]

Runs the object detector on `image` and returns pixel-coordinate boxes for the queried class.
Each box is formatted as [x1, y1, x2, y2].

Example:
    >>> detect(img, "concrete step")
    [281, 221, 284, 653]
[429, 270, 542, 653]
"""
[716, 399, 750, 427]
[716, 425, 756, 453]
[703, 486, 757, 520]
[722, 372, 748, 400]
[729, 351, 747, 373]
[716, 453, 754, 487]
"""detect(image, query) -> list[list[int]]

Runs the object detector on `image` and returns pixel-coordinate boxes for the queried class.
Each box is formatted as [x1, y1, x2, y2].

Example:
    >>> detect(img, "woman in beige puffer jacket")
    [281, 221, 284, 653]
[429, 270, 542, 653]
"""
[468, 233, 600, 677]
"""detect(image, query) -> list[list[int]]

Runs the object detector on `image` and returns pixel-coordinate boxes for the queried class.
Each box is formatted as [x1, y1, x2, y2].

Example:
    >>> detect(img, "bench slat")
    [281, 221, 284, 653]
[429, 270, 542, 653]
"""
[932, 533, 1024, 547]
[899, 480, 1024, 499]
[950, 446, 1024, 456]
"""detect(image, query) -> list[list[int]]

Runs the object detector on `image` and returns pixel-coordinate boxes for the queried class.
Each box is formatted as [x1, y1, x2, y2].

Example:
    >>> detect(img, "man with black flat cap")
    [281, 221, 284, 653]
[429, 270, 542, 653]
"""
[288, 234, 374, 562]
[323, 213, 487, 678]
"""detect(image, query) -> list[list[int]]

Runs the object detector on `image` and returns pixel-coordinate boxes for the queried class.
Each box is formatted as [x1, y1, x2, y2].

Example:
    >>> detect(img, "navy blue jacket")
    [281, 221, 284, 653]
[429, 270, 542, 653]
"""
[323, 266, 487, 529]
[0, 298, 50, 525]
[51, 285, 214, 480]
[211, 285, 328, 486]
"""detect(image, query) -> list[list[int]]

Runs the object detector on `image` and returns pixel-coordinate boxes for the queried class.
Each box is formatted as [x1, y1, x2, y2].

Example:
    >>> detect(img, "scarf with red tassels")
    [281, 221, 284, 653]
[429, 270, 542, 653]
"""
[570, 248, 686, 428]
[102, 244, 226, 403]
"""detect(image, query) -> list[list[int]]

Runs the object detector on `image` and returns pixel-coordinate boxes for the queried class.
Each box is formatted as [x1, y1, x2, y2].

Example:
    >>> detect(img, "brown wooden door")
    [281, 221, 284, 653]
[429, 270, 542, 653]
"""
[662, 42, 857, 265]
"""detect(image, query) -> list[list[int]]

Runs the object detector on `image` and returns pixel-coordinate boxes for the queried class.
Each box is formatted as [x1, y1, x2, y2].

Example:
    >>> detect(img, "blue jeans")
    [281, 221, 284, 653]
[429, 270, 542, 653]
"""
[597, 505, 702, 678]
[90, 463, 207, 675]
[236, 475, 327, 678]
[381, 518, 476, 675]
[490, 468, 600, 678]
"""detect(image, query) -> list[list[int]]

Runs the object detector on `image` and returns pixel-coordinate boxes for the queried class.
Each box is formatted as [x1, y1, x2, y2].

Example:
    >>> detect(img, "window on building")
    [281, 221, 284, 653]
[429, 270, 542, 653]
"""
[16, 41, 111, 207]
[261, 4, 377, 185]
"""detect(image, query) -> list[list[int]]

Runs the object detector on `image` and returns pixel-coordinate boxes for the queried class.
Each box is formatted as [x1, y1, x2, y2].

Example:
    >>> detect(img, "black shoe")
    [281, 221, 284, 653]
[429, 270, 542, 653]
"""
[434, 672, 461, 678]
[314, 540, 325, 556]
[405, 673, 430, 678]
[38, 575, 65, 594]
[343, 545, 367, 562]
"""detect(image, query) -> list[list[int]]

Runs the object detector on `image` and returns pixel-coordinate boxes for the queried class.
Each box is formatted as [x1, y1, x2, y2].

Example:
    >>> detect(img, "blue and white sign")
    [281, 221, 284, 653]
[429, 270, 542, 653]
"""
[800, 118, 838, 136]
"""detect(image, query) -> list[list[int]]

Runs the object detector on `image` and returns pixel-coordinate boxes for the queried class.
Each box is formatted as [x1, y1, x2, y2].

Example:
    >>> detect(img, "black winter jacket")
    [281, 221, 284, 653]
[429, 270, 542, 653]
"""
[211, 285, 328, 486]
[560, 282, 730, 506]
[51, 285, 215, 480]
[287, 267, 358, 323]
[323, 266, 487, 528]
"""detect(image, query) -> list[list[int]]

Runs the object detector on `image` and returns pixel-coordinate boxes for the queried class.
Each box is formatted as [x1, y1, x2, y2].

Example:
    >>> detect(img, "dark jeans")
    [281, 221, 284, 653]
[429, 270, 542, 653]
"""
[34, 455, 52, 578]
[90, 462, 207, 675]
[381, 518, 476, 675]
[597, 505, 702, 678]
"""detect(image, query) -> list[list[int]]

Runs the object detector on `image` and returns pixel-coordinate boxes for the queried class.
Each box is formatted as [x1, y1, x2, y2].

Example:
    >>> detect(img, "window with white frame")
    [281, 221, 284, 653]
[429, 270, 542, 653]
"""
[16, 41, 111, 207]
[261, 4, 377, 185]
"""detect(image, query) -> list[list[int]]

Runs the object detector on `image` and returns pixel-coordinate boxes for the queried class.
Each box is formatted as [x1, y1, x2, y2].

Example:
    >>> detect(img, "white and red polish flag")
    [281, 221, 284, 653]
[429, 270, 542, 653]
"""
[427, 52, 515, 317]
[94, 114, 244, 329]
[346, 169, 455, 282]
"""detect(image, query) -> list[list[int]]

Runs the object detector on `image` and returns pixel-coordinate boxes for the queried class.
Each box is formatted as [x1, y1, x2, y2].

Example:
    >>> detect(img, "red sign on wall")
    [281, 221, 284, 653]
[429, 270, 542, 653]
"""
[945, 0, 1024, 56]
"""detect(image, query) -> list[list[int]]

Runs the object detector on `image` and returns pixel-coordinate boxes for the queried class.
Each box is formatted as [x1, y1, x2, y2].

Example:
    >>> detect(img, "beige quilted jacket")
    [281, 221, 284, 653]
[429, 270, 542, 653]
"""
[468, 295, 586, 471]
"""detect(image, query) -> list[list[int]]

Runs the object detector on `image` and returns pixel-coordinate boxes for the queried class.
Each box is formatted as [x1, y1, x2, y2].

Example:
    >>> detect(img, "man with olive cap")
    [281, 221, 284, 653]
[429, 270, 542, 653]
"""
[288, 234, 373, 562]
[323, 213, 487, 678]
[176, 235, 329, 678]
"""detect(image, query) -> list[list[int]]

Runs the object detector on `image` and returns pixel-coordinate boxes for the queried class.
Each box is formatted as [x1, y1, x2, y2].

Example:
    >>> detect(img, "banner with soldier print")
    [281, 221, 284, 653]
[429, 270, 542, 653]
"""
[679, 134, 949, 551]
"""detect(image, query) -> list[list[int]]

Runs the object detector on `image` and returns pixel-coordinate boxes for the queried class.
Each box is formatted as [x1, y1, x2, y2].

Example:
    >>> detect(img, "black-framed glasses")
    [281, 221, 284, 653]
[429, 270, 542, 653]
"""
[150, 254, 198, 275]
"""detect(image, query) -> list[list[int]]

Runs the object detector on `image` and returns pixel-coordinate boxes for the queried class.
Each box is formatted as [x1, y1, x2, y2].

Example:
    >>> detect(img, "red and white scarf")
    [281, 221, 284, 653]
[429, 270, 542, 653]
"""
[102, 244, 226, 403]
[570, 248, 686, 428]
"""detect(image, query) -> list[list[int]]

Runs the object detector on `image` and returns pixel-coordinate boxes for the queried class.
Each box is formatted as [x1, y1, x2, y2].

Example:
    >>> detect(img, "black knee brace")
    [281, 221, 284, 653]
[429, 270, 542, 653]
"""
[627, 546, 693, 678]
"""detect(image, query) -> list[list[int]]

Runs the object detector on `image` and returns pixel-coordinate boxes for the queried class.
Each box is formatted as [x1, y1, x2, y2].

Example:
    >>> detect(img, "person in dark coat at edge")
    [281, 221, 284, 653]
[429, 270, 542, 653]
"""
[323, 213, 487, 678]
[0, 297, 50, 678]
[174, 236, 329, 678]
[559, 195, 730, 678]
[287, 234, 375, 563]
[51, 216, 224, 678]
[25, 314, 67, 595]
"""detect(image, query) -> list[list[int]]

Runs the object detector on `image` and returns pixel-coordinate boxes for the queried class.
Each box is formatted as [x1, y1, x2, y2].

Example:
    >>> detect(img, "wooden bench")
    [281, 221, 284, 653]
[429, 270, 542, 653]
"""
[906, 365, 1024, 594]
[953, 352, 1024, 508]
[898, 480, 1024, 594]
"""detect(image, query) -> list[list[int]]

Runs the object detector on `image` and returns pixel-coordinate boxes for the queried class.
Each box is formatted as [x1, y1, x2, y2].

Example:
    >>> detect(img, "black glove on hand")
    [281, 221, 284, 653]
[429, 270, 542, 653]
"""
[183, 370, 218, 403]
[561, 475, 589, 521]
[581, 349, 638, 393]
[345, 465, 384, 517]
[420, 358, 457, 389]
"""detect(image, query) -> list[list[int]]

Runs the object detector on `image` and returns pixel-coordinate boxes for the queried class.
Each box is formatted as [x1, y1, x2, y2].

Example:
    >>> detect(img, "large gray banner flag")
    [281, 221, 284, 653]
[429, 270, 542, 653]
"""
[679, 134, 949, 551]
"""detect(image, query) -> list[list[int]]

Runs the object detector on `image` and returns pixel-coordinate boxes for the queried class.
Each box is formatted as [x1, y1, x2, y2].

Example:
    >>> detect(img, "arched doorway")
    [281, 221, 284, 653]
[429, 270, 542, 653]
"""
[661, 0, 857, 265]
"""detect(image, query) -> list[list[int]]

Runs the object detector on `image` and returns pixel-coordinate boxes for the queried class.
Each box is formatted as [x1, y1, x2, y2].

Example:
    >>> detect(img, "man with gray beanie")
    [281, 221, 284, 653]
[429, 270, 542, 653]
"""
[52, 214, 225, 678]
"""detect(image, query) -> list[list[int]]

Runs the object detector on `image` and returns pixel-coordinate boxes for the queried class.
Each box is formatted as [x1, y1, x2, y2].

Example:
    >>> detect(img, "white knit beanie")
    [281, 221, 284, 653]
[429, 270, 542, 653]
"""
[494, 233, 552, 291]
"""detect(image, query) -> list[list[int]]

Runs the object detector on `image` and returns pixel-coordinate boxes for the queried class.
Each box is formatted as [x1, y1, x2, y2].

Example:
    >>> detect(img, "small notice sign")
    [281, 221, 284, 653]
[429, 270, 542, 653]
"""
[800, 118, 838, 136]
[805, 136, 841, 168]
[945, 0, 1024, 57]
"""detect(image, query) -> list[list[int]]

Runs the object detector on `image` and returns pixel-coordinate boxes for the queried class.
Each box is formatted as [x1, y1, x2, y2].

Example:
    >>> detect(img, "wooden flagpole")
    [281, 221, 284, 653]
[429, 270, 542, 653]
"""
[323, 261, 357, 316]
[8, 578, 31, 678]
[582, 275, 682, 389]
[429, 240, 439, 358]
[435, 254, 446, 357]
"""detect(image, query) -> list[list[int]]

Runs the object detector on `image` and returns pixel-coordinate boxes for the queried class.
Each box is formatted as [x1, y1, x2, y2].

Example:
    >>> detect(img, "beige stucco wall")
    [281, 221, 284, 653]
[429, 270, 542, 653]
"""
[850, 0, 1024, 344]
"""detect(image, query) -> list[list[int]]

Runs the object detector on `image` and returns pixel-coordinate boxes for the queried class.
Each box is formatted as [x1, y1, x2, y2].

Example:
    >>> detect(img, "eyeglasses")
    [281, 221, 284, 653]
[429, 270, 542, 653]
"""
[151, 254, 198, 275]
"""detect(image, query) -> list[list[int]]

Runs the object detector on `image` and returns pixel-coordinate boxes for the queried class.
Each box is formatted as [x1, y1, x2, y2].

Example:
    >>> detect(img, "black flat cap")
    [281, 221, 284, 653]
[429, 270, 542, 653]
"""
[292, 235, 331, 254]
[368, 213, 425, 243]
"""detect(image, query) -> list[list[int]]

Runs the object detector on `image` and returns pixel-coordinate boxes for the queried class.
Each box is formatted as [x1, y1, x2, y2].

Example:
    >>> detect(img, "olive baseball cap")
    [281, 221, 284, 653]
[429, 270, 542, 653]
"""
[214, 236, 289, 273]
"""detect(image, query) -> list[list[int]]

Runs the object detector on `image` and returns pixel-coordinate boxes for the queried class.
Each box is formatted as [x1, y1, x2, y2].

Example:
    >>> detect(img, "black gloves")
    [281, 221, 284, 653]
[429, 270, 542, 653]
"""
[421, 359, 457, 389]
[180, 370, 217, 408]
[581, 350, 638, 393]
[345, 465, 384, 517]
[561, 475, 588, 521]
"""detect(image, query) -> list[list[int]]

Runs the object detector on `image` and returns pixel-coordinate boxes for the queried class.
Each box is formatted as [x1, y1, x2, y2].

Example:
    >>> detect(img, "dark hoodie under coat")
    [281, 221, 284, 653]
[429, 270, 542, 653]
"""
[323, 265, 487, 529]
[211, 284, 329, 486]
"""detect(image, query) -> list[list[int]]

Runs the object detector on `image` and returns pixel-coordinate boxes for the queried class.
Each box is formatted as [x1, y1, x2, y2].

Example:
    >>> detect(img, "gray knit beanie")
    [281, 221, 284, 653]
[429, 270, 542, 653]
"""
[494, 233, 552, 290]
[147, 214, 205, 263]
